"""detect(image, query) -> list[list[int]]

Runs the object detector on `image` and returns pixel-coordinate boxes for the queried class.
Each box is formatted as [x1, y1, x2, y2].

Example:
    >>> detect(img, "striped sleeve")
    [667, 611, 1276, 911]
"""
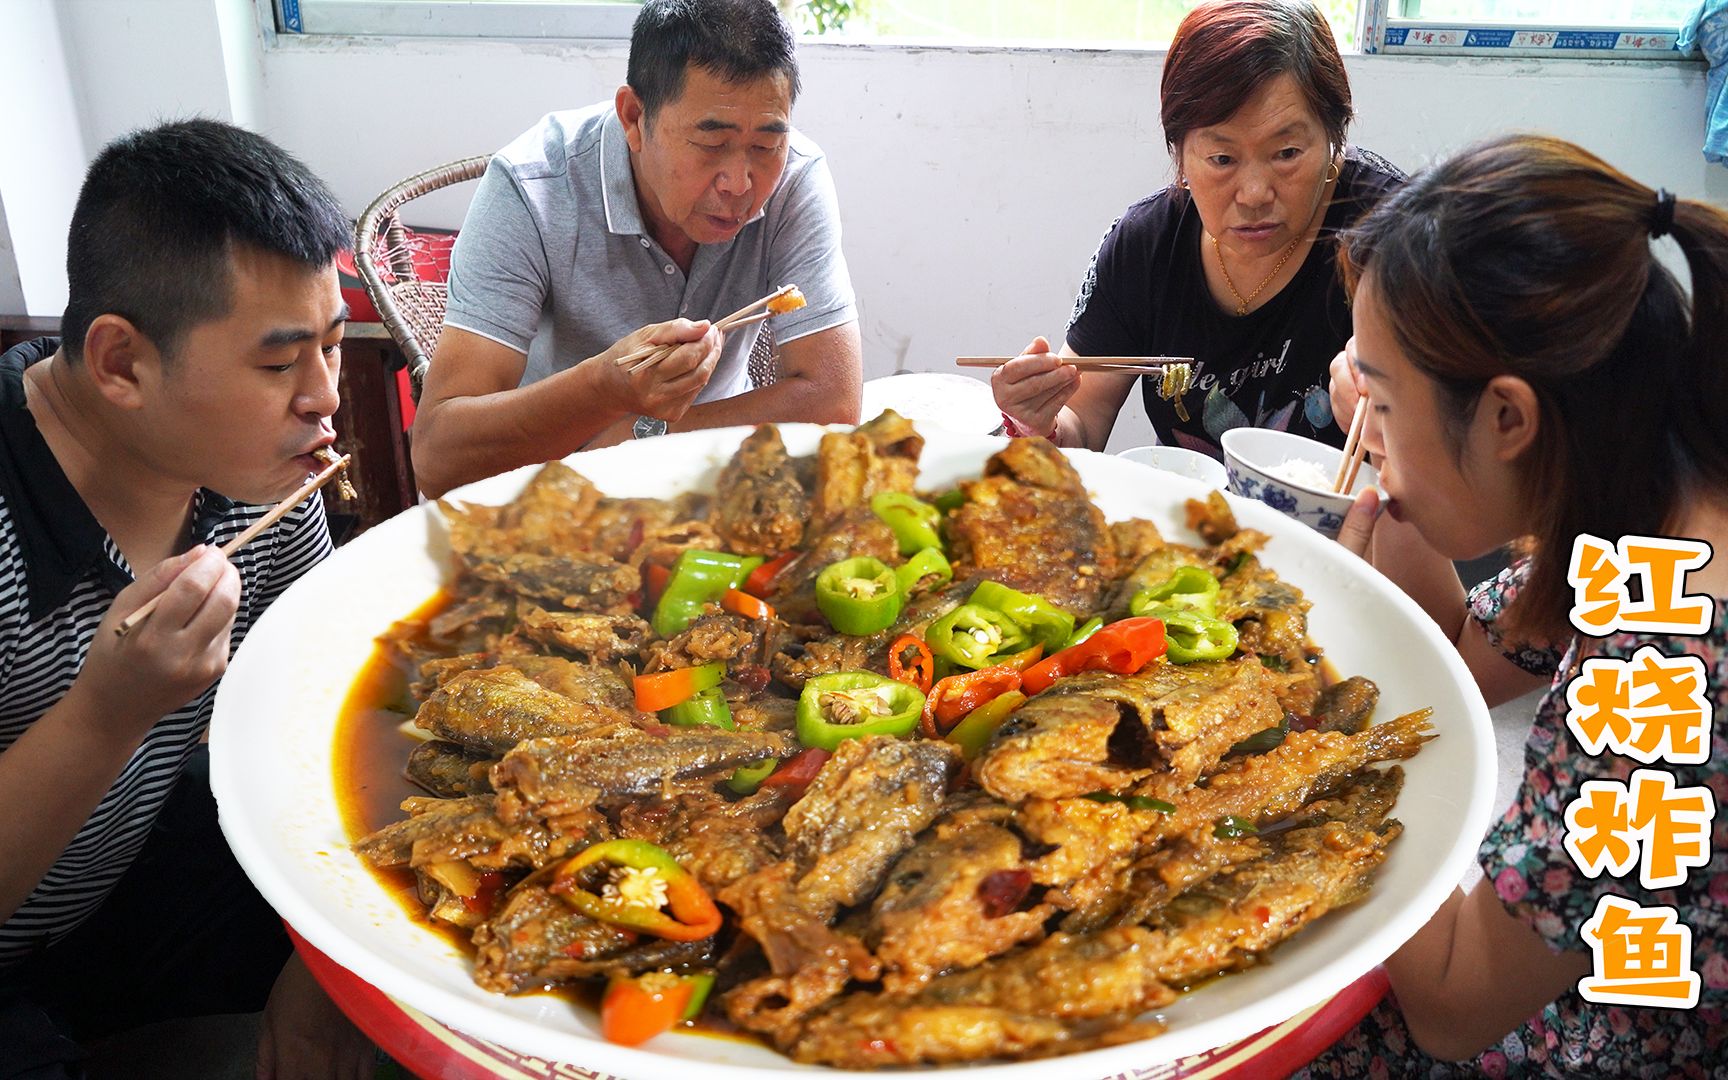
[253, 494, 333, 616]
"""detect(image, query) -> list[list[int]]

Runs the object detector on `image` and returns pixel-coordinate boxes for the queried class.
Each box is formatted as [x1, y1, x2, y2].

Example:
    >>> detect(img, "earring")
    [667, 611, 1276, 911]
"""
[1324, 159, 1340, 184]
[1179, 176, 1190, 190]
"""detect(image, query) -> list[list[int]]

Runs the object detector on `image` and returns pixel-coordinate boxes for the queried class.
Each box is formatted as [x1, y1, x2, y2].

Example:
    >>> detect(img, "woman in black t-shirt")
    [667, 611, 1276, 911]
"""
[993, 0, 1405, 457]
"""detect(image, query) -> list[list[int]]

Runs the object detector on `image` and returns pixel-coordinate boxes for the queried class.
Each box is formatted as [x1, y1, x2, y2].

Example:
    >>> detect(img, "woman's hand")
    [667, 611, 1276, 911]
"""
[990, 336, 1080, 438]
[1328, 336, 1364, 435]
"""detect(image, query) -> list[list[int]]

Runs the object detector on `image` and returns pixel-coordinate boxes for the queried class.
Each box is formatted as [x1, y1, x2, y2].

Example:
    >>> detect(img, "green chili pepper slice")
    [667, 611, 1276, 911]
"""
[1227, 712, 1290, 756]
[652, 550, 763, 638]
[1214, 815, 1260, 839]
[814, 557, 903, 636]
[926, 603, 1031, 669]
[679, 971, 717, 1021]
[1062, 616, 1104, 652]
[970, 580, 1077, 653]
[945, 689, 1027, 760]
[898, 546, 953, 597]
[662, 686, 735, 731]
[932, 488, 967, 514]
[726, 757, 778, 796]
[796, 671, 926, 751]
[1142, 603, 1239, 663]
[549, 839, 723, 941]
[894, 546, 953, 598]
[871, 492, 944, 556]
[1082, 792, 1176, 813]
[1129, 566, 1221, 618]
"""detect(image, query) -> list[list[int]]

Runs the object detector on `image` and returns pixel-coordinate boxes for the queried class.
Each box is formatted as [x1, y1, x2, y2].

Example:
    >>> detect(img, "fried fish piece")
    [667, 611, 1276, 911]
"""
[809, 410, 923, 530]
[515, 608, 652, 663]
[490, 726, 799, 823]
[975, 660, 1287, 804]
[471, 878, 712, 993]
[722, 737, 960, 1039]
[465, 552, 640, 614]
[1014, 709, 1432, 906]
[352, 795, 574, 872]
[786, 927, 1172, 1066]
[405, 739, 496, 797]
[711, 425, 810, 555]
[413, 667, 637, 754]
[947, 438, 1116, 612]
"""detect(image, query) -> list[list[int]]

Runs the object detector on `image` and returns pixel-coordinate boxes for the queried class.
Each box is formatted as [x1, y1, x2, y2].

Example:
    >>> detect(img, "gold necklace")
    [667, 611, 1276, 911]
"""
[1212, 230, 1304, 316]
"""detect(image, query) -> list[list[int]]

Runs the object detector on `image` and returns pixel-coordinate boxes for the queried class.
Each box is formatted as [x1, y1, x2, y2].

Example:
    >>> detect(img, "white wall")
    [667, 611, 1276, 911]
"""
[6, 2, 1724, 448]
[0, 0, 89, 317]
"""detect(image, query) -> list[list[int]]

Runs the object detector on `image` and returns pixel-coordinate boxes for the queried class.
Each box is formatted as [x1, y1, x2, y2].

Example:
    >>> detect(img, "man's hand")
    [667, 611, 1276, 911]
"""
[72, 545, 239, 741]
[593, 318, 723, 423]
[1328, 336, 1364, 435]
[256, 953, 375, 1080]
[990, 336, 1081, 438]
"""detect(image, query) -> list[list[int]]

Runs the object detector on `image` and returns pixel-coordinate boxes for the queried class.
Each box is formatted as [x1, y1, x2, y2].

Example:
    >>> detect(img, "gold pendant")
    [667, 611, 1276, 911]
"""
[1235, 301, 1248, 316]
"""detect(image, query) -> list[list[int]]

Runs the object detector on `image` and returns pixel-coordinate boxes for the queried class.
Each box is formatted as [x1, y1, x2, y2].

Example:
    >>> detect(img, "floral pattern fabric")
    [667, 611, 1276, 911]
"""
[1293, 564, 1728, 1079]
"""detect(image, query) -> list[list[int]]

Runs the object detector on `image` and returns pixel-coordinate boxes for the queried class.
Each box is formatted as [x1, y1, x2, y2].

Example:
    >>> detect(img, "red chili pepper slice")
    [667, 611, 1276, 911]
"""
[644, 563, 672, 614]
[921, 663, 1023, 738]
[1021, 616, 1167, 695]
[758, 747, 831, 799]
[887, 634, 935, 694]
[720, 588, 775, 621]
[977, 868, 1033, 918]
[600, 972, 695, 1047]
[744, 550, 799, 597]
[632, 661, 725, 713]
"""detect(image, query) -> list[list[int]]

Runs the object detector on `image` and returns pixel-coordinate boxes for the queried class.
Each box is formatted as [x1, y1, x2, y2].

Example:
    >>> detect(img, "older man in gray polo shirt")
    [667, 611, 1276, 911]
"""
[412, 0, 861, 498]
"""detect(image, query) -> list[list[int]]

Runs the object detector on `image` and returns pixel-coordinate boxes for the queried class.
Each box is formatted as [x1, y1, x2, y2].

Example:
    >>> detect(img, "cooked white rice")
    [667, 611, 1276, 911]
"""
[1264, 457, 1336, 491]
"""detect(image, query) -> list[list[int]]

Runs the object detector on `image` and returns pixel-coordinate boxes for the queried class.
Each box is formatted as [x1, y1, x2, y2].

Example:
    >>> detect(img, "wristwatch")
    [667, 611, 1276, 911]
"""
[633, 415, 669, 439]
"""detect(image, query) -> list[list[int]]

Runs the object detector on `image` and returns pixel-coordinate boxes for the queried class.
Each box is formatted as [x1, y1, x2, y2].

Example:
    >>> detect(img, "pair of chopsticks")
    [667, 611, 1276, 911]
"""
[1334, 392, 1370, 494]
[613, 284, 798, 374]
[115, 452, 352, 637]
[957, 355, 1194, 374]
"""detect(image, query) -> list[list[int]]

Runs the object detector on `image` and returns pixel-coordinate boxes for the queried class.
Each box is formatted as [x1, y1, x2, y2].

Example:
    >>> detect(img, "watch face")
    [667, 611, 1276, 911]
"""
[633, 415, 669, 439]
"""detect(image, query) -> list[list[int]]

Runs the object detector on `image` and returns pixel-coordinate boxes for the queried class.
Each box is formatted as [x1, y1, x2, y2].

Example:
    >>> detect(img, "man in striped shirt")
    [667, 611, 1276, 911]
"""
[0, 121, 373, 1076]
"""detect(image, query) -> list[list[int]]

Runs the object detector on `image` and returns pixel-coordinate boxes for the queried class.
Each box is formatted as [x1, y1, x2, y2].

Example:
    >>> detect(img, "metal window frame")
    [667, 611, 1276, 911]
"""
[272, 0, 638, 40]
[1362, 0, 1691, 58]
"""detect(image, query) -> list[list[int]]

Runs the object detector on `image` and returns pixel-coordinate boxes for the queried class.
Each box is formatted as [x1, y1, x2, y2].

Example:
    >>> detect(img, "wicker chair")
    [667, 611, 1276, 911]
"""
[353, 155, 779, 402]
[352, 156, 489, 400]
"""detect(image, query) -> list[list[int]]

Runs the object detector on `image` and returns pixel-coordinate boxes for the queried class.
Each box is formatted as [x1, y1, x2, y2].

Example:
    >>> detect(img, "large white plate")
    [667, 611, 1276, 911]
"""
[210, 424, 1494, 1079]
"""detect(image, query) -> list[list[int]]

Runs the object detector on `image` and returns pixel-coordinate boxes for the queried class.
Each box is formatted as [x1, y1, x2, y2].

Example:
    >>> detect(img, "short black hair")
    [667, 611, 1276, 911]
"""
[61, 118, 349, 362]
[627, 0, 800, 121]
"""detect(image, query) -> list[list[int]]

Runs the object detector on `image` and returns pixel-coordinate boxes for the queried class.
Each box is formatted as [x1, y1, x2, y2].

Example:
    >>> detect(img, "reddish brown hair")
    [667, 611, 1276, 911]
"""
[1161, 0, 1353, 156]
[1340, 134, 1728, 643]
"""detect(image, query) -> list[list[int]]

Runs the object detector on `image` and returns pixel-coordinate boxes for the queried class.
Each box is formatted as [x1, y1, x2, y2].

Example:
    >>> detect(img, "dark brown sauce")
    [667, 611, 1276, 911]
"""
[331, 589, 754, 1043]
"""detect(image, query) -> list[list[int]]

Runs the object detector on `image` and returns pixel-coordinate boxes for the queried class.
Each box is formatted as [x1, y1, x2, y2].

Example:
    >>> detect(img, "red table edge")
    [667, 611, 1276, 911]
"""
[291, 925, 1389, 1080]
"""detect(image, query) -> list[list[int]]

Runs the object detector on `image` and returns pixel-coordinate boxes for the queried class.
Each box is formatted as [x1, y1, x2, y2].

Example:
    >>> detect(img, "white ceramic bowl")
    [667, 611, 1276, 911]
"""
[1116, 444, 1231, 489]
[1220, 427, 1379, 541]
[210, 424, 1490, 1080]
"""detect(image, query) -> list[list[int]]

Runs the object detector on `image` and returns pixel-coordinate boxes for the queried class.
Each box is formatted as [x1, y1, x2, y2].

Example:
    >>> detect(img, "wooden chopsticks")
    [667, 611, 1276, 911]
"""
[957, 355, 1194, 373]
[114, 453, 352, 637]
[1334, 391, 1370, 495]
[614, 284, 798, 373]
